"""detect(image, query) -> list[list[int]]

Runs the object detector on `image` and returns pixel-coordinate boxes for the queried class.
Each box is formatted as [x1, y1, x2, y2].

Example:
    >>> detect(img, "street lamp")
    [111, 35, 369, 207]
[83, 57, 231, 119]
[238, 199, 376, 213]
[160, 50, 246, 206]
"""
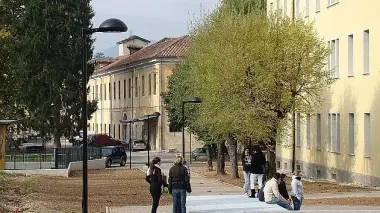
[147, 112, 161, 165]
[81, 18, 127, 213]
[182, 97, 202, 160]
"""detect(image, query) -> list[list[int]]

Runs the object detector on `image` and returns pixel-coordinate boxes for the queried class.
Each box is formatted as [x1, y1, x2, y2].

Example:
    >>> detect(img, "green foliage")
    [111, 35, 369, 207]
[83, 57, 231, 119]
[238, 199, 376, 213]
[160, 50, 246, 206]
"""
[11, 0, 97, 146]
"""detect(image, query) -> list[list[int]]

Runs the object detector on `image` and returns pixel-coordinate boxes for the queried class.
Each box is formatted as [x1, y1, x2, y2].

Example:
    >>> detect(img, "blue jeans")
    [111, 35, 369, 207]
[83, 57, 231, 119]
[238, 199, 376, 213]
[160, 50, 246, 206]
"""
[267, 197, 293, 210]
[243, 171, 250, 194]
[291, 195, 303, 210]
[172, 189, 186, 213]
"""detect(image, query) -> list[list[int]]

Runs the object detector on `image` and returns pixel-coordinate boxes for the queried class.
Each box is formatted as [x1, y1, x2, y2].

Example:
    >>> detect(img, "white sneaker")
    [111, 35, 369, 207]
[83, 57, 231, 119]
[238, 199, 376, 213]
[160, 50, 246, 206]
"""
[243, 193, 249, 197]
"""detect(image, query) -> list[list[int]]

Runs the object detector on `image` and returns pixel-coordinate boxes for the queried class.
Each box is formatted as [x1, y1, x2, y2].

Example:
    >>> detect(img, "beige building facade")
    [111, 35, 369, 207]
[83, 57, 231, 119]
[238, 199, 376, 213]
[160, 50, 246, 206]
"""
[269, 0, 380, 185]
[88, 35, 199, 152]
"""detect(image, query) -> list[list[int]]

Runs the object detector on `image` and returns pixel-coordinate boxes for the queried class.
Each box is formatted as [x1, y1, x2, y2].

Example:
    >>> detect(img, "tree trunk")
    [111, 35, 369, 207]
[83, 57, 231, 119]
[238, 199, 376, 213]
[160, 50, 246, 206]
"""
[216, 142, 226, 175]
[206, 144, 213, 171]
[227, 138, 239, 179]
[53, 132, 61, 148]
[266, 143, 276, 179]
[212, 143, 217, 160]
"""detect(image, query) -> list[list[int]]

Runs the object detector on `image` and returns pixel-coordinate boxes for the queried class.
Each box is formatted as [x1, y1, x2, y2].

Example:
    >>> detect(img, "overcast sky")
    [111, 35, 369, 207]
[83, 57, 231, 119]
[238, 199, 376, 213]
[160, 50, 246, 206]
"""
[91, 0, 220, 53]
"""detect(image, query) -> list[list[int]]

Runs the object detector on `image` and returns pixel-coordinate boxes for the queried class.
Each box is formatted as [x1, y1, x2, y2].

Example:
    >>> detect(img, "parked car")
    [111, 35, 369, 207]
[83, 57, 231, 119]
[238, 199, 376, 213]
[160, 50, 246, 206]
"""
[125, 139, 147, 151]
[87, 134, 122, 147]
[191, 148, 208, 161]
[102, 146, 127, 168]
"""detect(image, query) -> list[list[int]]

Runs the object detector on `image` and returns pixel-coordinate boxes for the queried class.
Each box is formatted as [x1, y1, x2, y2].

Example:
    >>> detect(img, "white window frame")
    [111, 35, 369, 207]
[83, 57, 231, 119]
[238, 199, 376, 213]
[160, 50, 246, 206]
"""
[316, 113, 322, 150]
[284, 0, 288, 16]
[364, 113, 371, 157]
[328, 0, 339, 7]
[316, 0, 321, 12]
[305, 0, 310, 17]
[348, 113, 355, 155]
[306, 114, 311, 149]
[327, 112, 340, 153]
[363, 30, 370, 75]
[296, 113, 301, 147]
[348, 34, 354, 76]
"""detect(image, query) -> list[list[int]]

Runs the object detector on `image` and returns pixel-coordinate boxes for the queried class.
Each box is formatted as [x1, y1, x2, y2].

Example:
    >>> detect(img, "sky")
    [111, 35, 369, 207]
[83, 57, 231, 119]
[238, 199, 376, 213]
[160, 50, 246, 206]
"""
[91, 0, 221, 54]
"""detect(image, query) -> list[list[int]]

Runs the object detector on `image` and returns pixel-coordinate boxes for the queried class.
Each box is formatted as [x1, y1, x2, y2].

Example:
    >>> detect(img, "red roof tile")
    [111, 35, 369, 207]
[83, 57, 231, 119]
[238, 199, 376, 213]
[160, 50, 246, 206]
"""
[93, 35, 190, 74]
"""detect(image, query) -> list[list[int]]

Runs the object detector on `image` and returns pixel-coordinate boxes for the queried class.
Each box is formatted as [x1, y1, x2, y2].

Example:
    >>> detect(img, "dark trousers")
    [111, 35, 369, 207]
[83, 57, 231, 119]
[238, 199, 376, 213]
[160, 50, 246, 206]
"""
[150, 188, 161, 213]
[172, 189, 187, 213]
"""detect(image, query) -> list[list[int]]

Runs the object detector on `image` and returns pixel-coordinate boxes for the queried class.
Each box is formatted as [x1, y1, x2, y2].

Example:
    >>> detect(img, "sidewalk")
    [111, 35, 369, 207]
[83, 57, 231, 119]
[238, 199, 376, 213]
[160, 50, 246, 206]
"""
[107, 170, 243, 213]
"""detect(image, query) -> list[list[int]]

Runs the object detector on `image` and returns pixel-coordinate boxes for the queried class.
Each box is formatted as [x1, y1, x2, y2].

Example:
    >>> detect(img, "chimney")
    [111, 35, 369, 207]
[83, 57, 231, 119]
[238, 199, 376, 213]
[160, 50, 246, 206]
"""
[127, 44, 143, 55]
[117, 35, 150, 56]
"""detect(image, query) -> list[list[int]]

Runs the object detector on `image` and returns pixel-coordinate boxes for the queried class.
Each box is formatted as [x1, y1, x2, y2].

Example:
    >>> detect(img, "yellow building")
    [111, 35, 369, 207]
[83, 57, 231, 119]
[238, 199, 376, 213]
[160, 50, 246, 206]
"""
[88, 35, 198, 152]
[268, 0, 380, 186]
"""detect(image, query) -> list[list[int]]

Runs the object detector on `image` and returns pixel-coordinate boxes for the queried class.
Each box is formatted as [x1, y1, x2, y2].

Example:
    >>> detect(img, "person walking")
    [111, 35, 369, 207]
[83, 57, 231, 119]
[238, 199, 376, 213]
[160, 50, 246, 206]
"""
[249, 145, 266, 198]
[291, 170, 304, 211]
[241, 147, 252, 197]
[145, 157, 167, 213]
[168, 156, 191, 213]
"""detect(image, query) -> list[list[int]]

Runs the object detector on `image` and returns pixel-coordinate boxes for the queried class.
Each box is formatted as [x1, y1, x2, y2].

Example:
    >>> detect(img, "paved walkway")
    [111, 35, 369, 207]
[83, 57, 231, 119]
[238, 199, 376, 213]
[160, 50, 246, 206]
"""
[107, 168, 380, 213]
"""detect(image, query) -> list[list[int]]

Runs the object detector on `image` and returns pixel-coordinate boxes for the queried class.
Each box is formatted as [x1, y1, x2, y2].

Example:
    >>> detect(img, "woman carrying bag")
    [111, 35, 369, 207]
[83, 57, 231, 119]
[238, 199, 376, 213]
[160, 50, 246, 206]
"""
[146, 157, 168, 213]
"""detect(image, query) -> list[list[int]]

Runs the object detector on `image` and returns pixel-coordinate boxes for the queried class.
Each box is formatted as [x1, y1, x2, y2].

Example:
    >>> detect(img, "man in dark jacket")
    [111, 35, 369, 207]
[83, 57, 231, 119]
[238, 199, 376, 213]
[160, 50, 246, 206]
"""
[250, 145, 266, 198]
[169, 156, 191, 213]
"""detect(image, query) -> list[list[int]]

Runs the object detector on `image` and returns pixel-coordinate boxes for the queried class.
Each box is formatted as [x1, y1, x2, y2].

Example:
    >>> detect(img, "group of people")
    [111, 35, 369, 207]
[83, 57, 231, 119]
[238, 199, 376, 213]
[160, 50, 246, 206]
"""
[145, 155, 191, 213]
[242, 145, 304, 211]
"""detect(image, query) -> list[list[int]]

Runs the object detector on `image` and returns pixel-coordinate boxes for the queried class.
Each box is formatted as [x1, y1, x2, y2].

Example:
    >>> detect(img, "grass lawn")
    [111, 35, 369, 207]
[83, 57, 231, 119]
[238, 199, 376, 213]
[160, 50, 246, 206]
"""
[190, 165, 376, 194]
[1, 169, 171, 213]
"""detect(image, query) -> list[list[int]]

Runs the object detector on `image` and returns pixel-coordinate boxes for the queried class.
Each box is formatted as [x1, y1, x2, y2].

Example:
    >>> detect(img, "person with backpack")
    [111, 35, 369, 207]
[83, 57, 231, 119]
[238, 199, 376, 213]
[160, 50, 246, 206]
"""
[249, 145, 266, 198]
[145, 157, 168, 213]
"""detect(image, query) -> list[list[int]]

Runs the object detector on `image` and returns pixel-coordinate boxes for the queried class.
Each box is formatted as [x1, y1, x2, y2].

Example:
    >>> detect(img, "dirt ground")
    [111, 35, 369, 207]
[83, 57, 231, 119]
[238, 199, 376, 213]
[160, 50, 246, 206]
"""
[304, 197, 380, 206]
[0, 169, 171, 213]
[190, 166, 376, 194]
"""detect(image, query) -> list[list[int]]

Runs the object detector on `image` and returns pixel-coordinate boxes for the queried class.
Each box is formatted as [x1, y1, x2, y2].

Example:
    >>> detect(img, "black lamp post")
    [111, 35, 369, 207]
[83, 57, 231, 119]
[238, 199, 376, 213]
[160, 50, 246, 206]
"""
[81, 18, 127, 213]
[147, 112, 161, 165]
[182, 97, 202, 160]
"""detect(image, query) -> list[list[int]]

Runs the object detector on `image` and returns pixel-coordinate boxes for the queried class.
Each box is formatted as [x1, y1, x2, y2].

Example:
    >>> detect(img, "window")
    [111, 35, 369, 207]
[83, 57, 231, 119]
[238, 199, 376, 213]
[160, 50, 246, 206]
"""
[128, 78, 131, 98]
[276, 161, 281, 169]
[270, 2, 274, 11]
[95, 85, 98, 99]
[296, 113, 301, 147]
[118, 81, 121, 99]
[316, 0, 320, 12]
[118, 124, 121, 139]
[284, 162, 288, 170]
[276, 0, 280, 9]
[363, 30, 369, 74]
[328, 0, 339, 7]
[364, 113, 370, 157]
[113, 82, 116, 99]
[328, 113, 340, 153]
[348, 34, 354, 76]
[123, 80, 126, 99]
[96, 124, 98, 133]
[135, 77, 138, 97]
[108, 83, 111, 100]
[316, 113, 321, 149]
[149, 74, 152, 95]
[113, 124, 116, 138]
[100, 84, 102, 100]
[92, 86, 94, 99]
[306, 114, 311, 149]
[283, 0, 288, 16]
[142, 75, 145, 96]
[108, 124, 111, 134]
[348, 113, 355, 155]
[328, 39, 339, 78]
[104, 84, 106, 100]
[295, 0, 299, 16]
[305, 0, 310, 17]
[153, 73, 157, 95]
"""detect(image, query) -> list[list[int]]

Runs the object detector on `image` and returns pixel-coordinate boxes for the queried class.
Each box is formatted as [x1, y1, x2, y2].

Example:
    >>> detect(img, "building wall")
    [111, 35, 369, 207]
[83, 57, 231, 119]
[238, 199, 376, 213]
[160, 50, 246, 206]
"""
[269, 0, 380, 185]
[88, 60, 201, 152]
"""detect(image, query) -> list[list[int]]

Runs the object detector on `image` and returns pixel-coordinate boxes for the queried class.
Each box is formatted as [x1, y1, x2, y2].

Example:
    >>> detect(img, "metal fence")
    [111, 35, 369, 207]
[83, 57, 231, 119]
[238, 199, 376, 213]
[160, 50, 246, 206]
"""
[5, 147, 102, 170]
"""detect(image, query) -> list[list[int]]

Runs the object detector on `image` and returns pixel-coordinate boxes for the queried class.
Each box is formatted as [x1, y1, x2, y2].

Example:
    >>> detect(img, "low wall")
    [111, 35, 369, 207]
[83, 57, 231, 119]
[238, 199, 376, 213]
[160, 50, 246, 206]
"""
[4, 169, 68, 177]
[5, 162, 54, 170]
[67, 158, 106, 176]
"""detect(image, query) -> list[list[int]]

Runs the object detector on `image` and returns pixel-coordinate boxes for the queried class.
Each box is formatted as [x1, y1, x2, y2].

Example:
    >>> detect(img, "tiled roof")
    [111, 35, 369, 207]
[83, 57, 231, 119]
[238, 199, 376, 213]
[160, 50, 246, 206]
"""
[94, 35, 190, 73]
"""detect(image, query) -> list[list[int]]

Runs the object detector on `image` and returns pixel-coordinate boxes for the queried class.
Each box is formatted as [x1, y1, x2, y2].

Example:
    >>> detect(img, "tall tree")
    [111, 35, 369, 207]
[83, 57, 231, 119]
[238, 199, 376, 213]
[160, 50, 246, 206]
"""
[13, 0, 97, 147]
